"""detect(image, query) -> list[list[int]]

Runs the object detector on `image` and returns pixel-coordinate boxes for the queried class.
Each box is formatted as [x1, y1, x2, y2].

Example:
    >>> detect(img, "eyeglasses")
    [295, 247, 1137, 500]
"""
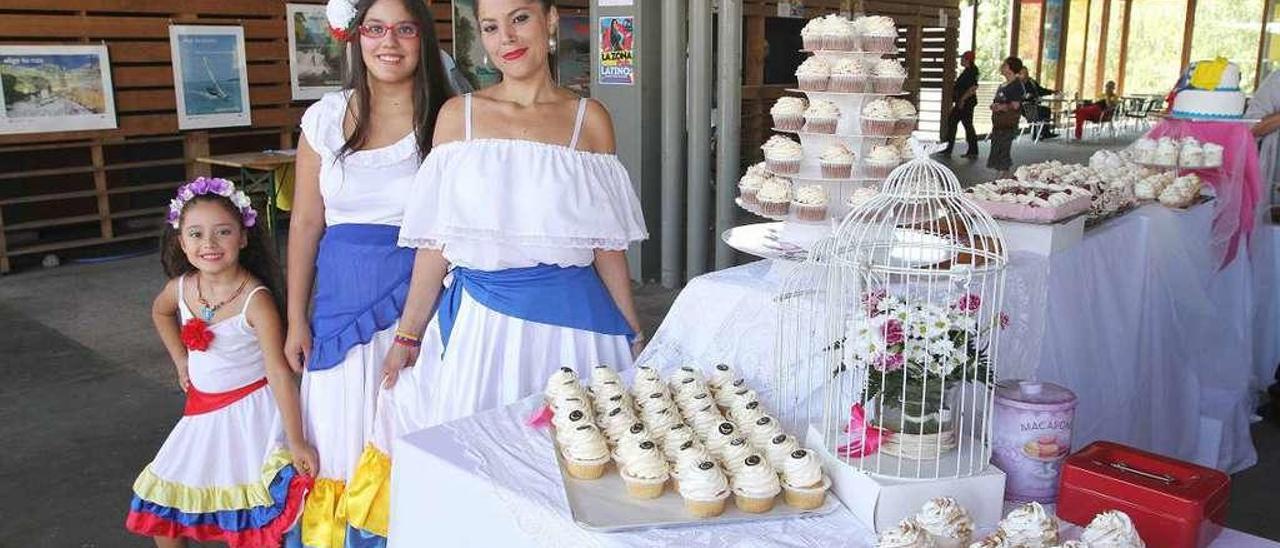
[358, 22, 421, 40]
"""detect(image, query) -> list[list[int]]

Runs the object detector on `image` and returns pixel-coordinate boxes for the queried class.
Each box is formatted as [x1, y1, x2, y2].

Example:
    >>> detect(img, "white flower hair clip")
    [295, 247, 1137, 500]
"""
[327, 0, 359, 42]
[167, 177, 258, 229]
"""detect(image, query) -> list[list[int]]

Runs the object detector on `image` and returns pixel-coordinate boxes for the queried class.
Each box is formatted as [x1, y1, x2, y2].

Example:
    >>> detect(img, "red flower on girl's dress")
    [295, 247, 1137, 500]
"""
[181, 318, 215, 351]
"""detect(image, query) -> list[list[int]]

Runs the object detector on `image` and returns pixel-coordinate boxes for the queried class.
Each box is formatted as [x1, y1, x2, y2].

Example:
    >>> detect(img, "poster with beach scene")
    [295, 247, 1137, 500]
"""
[0, 45, 117, 135]
[169, 25, 251, 130]
[287, 3, 346, 101]
[452, 0, 502, 90]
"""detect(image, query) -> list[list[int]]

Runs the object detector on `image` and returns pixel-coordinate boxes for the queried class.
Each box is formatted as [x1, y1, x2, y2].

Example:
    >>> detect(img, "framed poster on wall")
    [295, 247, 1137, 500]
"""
[287, 3, 346, 101]
[169, 25, 252, 130]
[452, 0, 502, 91]
[0, 45, 117, 135]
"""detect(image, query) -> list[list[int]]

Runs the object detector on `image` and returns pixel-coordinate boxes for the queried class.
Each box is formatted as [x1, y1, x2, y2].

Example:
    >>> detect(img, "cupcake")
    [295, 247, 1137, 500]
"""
[1180, 142, 1204, 167]
[804, 99, 841, 134]
[800, 17, 827, 51]
[704, 420, 740, 458]
[889, 98, 918, 135]
[847, 187, 880, 209]
[686, 403, 726, 438]
[858, 15, 898, 53]
[792, 185, 830, 222]
[729, 400, 766, 429]
[746, 161, 770, 177]
[738, 173, 764, 209]
[1000, 502, 1060, 547]
[771, 96, 807, 131]
[630, 365, 664, 393]
[864, 145, 902, 179]
[874, 59, 908, 93]
[676, 459, 731, 518]
[763, 136, 803, 175]
[718, 437, 758, 475]
[551, 397, 595, 431]
[831, 58, 871, 93]
[708, 363, 738, 393]
[662, 423, 699, 461]
[558, 424, 611, 479]
[861, 98, 898, 135]
[747, 414, 788, 447]
[764, 433, 802, 466]
[878, 518, 936, 547]
[757, 176, 793, 216]
[968, 529, 1011, 548]
[591, 388, 629, 416]
[730, 454, 781, 513]
[674, 389, 715, 415]
[1203, 143, 1224, 167]
[1080, 510, 1145, 547]
[618, 439, 670, 499]
[725, 386, 761, 411]
[636, 389, 675, 412]
[824, 15, 857, 51]
[821, 143, 856, 178]
[894, 137, 915, 160]
[778, 448, 829, 510]
[600, 406, 638, 445]
[545, 367, 585, 402]
[641, 403, 683, 433]
[611, 420, 651, 464]
[797, 56, 831, 91]
[916, 497, 975, 548]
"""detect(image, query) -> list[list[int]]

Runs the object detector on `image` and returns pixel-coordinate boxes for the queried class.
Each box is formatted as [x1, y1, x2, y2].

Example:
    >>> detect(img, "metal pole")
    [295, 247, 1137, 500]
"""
[661, 0, 688, 288]
[686, 0, 713, 280]
[714, 0, 742, 269]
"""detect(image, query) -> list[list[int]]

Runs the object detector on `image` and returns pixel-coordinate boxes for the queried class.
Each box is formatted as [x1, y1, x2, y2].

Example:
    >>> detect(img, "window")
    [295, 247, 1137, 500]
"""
[1123, 0, 1188, 95]
[1189, 0, 1264, 92]
[1018, 0, 1044, 76]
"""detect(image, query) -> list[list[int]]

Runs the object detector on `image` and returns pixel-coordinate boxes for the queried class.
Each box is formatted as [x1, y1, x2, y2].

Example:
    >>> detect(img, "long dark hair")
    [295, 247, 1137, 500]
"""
[160, 195, 284, 315]
[340, 0, 452, 160]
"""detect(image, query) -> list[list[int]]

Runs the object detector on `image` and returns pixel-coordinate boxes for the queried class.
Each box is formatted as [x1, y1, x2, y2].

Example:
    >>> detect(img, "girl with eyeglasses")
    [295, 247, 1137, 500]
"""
[281, 0, 456, 545]
[357, 0, 647, 516]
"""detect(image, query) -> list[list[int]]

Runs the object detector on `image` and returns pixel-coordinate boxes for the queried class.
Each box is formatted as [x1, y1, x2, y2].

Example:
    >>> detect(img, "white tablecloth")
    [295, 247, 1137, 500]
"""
[387, 395, 1280, 547]
[637, 205, 1280, 474]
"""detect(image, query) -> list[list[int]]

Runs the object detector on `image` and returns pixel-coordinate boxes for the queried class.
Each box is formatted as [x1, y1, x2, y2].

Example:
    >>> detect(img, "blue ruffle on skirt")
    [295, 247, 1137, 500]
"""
[308, 224, 414, 371]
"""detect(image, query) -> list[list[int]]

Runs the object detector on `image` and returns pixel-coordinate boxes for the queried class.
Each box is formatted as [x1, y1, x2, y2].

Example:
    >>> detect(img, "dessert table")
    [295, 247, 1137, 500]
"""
[638, 203, 1280, 474]
[386, 394, 1280, 547]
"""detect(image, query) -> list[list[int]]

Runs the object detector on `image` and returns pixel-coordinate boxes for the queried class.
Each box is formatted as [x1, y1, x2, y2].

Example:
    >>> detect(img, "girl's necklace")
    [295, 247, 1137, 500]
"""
[195, 270, 250, 322]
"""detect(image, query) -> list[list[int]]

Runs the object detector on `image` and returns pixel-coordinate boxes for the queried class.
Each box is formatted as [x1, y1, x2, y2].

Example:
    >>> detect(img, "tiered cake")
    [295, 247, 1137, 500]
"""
[1169, 57, 1247, 119]
[737, 13, 916, 236]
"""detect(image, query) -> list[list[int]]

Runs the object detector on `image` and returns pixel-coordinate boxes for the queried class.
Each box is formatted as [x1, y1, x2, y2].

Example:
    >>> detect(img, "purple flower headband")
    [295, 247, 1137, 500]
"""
[166, 177, 258, 229]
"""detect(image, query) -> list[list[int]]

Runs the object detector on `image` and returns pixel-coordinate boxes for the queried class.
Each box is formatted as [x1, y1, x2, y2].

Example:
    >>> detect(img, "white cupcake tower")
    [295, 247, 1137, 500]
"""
[753, 48, 914, 225]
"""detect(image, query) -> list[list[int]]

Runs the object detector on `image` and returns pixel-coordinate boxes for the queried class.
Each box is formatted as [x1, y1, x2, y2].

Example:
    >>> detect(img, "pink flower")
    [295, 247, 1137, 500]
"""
[953, 293, 981, 314]
[872, 352, 904, 372]
[879, 318, 904, 345]
[862, 288, 888, 315]
[999, 312, 1010, 330]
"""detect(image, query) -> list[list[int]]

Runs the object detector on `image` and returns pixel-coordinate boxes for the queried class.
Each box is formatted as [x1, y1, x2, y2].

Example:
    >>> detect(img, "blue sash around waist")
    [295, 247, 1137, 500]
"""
[437, 264, 634, 352]
[308, 224, 414, 371]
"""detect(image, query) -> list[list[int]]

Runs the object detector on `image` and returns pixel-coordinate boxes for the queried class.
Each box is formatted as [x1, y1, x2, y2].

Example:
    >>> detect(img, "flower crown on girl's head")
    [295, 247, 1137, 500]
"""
[327, 0, 359, 42]
[167, 177, 257, 229]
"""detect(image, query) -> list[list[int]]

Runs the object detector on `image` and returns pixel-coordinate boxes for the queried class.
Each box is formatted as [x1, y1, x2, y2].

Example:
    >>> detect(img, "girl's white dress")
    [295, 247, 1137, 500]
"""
[352, 94, 647, 529]
[290, 89, 421, 547]
[126, 280, 306, 548]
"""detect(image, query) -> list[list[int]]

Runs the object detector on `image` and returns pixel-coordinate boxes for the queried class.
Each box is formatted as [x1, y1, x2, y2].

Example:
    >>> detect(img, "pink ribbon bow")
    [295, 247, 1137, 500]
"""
[836, 403, 888, 458]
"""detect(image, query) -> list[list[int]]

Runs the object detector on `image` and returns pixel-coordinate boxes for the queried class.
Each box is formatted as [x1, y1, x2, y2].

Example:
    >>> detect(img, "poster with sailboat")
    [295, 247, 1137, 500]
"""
[169, 25, 251, 130]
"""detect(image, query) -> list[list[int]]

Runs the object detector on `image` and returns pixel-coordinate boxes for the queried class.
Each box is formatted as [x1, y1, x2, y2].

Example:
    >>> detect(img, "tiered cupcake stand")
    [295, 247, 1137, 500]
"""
[728, 48, 914, 261]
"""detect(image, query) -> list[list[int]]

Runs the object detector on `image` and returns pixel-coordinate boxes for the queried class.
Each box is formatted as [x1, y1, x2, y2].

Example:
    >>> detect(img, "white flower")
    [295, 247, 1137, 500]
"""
[178, 187, 194, 201]
[928, 338, 956, 358]
[327, 0, 358, 30]
[231, 191, 252, 208]
[169, 198, 183, 213]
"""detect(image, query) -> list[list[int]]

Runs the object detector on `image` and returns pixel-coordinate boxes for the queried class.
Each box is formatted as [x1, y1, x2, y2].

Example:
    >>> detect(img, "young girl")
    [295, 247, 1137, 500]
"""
[125, 178, 318, 548]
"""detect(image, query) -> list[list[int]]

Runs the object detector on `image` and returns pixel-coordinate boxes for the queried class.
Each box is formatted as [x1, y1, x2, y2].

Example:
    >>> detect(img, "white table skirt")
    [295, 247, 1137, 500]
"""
[387, 395, 1280, 547]
[637, 204, 1280, 474]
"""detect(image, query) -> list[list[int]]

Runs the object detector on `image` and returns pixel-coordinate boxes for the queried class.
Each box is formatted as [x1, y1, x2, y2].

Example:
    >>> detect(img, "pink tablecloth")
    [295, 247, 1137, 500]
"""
[1147, 119, 1262, 267]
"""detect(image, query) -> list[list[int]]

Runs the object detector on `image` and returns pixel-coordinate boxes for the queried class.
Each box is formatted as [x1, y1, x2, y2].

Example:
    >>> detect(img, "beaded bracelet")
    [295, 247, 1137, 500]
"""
[394, 329, 421, 348]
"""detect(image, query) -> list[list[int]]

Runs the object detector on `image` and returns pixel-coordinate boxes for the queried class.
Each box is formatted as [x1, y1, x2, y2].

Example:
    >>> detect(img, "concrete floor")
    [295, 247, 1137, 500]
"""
[2, 133, 1278, 545]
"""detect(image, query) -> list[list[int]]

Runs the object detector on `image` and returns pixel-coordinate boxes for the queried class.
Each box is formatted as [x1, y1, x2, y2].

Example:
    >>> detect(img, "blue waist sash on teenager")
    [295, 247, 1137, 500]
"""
[308, 224, 415, 372]
[437, 264, 634, 351]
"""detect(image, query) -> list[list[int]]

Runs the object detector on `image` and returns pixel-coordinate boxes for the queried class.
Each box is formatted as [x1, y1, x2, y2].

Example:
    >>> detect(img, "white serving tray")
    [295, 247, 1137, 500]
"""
[554, 448, 840, 533]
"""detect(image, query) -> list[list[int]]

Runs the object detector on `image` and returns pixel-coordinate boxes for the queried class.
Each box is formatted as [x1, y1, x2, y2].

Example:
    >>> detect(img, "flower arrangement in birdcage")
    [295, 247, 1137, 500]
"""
[839, 288, 1007, 458]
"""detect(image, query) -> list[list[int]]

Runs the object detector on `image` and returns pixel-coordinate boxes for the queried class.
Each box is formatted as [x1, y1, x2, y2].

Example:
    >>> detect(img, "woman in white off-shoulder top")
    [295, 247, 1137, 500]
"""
[350, 0, 648, 497]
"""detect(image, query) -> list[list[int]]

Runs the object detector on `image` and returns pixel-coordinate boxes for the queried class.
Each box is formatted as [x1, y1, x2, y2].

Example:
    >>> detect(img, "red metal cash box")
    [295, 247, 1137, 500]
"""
[1058, 441, 1229, 548]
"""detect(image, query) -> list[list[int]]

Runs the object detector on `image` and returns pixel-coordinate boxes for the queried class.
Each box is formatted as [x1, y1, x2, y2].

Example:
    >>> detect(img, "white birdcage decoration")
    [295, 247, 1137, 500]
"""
[774, 138, 1008, 480]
